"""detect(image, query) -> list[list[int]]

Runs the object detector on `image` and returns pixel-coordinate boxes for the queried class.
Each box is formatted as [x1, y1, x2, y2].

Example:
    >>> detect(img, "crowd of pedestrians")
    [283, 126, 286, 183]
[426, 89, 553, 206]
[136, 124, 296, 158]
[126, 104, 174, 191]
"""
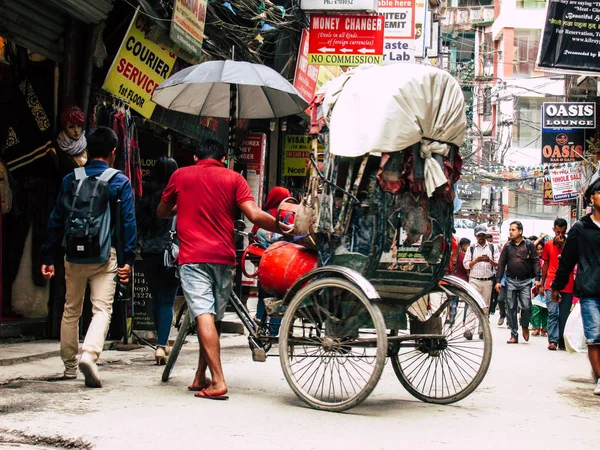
[451, 178, 600, 396]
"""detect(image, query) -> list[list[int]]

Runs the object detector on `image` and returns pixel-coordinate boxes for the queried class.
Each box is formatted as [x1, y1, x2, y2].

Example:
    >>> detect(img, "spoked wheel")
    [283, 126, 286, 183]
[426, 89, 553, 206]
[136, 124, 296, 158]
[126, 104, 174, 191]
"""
[391, 284, 492, 404]
[279, 278, 387, 412]
[162, 309, 193, 383]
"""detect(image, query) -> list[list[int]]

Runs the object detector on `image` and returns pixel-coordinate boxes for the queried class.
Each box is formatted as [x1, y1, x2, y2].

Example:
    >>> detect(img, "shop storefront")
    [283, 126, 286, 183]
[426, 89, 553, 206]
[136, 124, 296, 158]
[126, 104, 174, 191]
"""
[0, 0, 116, 339]
[1, 0, 305, 342]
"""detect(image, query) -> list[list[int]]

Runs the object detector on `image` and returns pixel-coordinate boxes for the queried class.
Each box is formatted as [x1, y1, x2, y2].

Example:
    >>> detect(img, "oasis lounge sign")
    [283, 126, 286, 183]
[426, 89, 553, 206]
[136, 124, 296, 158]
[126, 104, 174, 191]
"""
[542, 102, 596, 129]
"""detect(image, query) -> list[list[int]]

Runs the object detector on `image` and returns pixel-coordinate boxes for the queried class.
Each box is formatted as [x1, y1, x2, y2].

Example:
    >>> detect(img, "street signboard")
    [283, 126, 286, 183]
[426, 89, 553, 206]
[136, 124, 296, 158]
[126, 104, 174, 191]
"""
[293, 29, 319, 104]
[549, 164, 583, 201]
[381, 0, 426, 63]
[378, 0, 415, 39]
[538, 0, 600, 75]
[542, 102, 596, 129]
[541, 128, 585, 164]
[543, 173, 571, 206]
[103, 11, 177, 118]
[283, 135, 324, 177]
[301, 0, 378, 11]
[308, 15, 385, 66]
[169, 0, 207, 59]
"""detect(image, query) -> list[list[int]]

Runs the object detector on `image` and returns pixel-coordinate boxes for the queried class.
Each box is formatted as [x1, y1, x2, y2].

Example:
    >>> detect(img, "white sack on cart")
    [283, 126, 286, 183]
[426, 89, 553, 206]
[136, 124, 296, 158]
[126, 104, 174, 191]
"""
[319, 64, 466, 195]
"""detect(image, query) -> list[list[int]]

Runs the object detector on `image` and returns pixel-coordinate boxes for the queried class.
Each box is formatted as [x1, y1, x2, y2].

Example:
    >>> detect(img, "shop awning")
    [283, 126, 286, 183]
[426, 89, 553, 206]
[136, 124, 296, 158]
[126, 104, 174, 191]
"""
[45, 0, 114, 25]
[0, 0, 114, 63]
[0, 0, 67, 62]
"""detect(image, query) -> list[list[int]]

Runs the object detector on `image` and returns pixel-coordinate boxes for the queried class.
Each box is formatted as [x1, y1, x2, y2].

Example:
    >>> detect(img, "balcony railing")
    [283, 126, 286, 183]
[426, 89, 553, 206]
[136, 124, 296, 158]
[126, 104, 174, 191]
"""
[441, 6, 494, 27]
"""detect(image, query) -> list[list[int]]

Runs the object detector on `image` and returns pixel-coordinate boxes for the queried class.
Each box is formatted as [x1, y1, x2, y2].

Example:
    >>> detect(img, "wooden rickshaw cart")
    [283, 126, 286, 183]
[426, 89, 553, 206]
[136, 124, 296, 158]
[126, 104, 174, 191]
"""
[262, 63, 492, 411]
[164, 63, 492, 412]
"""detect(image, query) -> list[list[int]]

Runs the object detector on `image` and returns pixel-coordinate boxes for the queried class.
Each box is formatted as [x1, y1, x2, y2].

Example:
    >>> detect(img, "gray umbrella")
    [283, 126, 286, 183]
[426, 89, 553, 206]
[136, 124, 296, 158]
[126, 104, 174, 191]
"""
[152, 60, 309, 119]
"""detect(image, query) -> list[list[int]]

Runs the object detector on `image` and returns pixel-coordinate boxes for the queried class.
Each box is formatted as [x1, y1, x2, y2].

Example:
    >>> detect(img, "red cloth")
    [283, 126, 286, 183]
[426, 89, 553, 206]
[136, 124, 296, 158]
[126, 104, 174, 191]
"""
[251, 187, 292, 234]
[162, 159, 254, 266]
[455, 250, 470, 282]
[446, 235, 458, 275]
[542, 239, 574, 293]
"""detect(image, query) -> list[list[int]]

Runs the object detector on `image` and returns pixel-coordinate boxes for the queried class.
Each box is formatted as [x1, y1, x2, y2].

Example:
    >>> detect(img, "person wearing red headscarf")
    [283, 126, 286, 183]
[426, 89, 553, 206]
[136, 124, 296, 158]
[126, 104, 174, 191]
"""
[252, 186, 294, 335]
[54, 105, 88, 178]
[251, 186, 293, 234]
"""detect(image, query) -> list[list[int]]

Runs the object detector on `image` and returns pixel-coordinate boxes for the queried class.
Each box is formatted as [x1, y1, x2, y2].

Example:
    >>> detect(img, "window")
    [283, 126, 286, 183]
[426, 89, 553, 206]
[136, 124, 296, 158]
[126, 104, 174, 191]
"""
[516, 0, 547, 8]
[512, 97, 542, 149]
[513, 29, 541, 78]
[483, 87, 492, 119]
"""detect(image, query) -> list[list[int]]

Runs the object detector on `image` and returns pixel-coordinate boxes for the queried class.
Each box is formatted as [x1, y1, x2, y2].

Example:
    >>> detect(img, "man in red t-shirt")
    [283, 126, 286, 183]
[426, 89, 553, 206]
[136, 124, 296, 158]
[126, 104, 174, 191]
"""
[158, 139, 288, 400]
[542, 218, 574, 351]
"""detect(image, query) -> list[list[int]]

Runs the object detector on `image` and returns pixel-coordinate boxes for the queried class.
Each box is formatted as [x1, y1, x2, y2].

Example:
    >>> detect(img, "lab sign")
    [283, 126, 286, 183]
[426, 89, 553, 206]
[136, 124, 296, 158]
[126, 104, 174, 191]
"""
[308, 15, 385, 66]
[301, 0, 378, 11]
[542, 102, 596, 129]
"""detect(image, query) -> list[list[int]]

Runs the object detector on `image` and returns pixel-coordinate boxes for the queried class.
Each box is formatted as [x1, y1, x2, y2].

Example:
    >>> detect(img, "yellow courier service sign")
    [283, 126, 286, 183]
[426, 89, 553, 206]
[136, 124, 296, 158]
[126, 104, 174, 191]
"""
[102, 11, 177, 118]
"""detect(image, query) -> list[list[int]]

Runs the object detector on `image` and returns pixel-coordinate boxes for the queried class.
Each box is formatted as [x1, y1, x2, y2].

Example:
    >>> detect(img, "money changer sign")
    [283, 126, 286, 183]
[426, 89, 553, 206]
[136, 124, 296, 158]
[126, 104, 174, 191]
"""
[103, 11, 177, 118]
[308, 15, 385, 66]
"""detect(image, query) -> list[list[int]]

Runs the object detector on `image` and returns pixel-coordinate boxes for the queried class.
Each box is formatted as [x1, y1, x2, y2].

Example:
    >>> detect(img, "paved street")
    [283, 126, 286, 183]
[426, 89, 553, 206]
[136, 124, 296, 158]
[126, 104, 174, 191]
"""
[0, 315, 598, 450]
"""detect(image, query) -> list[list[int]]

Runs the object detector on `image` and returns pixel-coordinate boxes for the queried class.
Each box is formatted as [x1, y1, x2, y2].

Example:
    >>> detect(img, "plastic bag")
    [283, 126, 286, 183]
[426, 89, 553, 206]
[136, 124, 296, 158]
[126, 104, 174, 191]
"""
[564, 303, 587, 354]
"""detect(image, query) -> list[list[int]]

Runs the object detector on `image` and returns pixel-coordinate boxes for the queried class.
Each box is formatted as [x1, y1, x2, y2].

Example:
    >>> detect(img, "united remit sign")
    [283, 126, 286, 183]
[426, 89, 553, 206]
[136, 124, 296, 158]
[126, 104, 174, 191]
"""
[308, 15, 385, 66]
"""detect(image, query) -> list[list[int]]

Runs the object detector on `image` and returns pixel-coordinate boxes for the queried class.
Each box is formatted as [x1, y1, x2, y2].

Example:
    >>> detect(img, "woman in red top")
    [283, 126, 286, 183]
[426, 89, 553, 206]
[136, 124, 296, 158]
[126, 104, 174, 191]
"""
[253, 187, 293, 335]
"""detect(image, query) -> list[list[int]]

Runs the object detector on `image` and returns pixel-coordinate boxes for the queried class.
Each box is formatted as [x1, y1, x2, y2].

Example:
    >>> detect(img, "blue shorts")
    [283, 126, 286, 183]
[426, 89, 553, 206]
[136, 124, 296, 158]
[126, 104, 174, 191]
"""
[179, 263, 235, 321]
[580, 297, 600, 345]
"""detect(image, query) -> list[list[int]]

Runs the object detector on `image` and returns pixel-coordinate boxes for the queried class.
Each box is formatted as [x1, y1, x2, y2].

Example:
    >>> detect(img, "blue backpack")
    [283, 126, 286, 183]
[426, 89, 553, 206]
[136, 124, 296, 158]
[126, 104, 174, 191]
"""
[62, 167, 120, 264]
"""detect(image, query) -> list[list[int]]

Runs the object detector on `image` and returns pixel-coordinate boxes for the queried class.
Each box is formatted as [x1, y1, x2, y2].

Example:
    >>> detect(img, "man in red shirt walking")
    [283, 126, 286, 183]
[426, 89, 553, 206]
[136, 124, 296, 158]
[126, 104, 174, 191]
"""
[542, 218, 574, 351]
[158, 139, 286, 400]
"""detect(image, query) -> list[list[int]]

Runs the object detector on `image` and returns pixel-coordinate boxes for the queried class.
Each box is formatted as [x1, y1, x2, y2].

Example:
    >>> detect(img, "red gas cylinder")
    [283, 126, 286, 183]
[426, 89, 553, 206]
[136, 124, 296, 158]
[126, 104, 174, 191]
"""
[258, 241, 318, 297]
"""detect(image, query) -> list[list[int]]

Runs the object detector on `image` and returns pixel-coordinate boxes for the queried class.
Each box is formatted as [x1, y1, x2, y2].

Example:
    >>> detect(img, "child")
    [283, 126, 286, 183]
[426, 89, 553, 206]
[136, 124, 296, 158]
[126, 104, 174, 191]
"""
[531, 242, 548, 336]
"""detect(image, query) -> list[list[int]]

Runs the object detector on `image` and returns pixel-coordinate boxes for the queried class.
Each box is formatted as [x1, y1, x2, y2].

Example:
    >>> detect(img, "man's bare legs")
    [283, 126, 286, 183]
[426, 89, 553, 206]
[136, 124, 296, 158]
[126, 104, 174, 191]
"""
[190, 315, 226, 395]
[589, 345, 600, 379]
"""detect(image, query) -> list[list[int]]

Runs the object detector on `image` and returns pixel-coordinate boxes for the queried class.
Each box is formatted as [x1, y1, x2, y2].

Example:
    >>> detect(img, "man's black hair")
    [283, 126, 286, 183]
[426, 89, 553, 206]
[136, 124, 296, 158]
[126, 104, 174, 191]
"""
[195, 139, 226, 161]
[554, 218, 568, 228]
[528, 236, 538, 241]
[510, 220, 523, 231]
[87, 126, 118, 159]
[585, 178, 600, 205]
[459, 238, 471, 247]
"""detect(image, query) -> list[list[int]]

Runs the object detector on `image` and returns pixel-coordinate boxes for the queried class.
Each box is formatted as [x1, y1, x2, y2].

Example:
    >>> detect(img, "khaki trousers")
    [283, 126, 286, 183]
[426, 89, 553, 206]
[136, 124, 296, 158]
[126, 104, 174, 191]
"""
[61, 249, 117, 370]
[465, 278, 493, 333]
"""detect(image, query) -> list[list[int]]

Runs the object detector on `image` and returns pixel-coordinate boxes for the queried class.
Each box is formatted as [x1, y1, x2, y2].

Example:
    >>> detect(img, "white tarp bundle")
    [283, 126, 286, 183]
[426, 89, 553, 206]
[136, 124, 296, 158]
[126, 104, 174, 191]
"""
[319, 63, 466, 196]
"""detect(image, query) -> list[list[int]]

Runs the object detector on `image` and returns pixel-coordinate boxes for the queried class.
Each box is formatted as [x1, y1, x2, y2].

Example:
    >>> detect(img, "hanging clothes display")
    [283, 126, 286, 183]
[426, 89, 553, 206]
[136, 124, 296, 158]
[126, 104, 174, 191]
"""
[91, 96, 143, 199]
[1, 75, 60, 289]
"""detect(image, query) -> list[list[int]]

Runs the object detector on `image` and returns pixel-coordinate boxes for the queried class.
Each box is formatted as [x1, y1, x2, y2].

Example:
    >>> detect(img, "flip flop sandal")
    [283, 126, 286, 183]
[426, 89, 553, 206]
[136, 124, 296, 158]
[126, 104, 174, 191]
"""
[194, 388, 229, 400]
[187, 379, 212, 391]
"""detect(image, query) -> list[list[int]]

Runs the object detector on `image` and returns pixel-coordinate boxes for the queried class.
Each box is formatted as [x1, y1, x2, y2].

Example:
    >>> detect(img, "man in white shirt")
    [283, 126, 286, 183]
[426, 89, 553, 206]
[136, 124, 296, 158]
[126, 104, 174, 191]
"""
[462, 224, 500, 339]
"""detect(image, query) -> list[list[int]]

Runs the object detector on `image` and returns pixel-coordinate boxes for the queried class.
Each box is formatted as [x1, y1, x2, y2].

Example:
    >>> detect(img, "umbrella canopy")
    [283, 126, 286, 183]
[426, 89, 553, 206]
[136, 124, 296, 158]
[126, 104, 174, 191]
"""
[152, 60, 308, 119]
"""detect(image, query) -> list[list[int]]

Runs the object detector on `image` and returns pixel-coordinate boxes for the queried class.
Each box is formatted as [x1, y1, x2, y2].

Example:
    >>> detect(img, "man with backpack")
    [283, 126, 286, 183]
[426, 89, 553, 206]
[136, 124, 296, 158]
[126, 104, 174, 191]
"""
[496, 221, 541, 344]
[462, 224, 499, 339]
[41, 127, 136, 388]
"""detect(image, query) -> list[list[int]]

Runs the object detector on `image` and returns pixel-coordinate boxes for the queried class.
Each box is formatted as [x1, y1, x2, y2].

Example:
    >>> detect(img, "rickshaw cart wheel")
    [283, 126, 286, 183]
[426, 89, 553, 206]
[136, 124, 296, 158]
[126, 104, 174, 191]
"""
[279, 278, 387, 412]
[390, 283, 492, 404]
